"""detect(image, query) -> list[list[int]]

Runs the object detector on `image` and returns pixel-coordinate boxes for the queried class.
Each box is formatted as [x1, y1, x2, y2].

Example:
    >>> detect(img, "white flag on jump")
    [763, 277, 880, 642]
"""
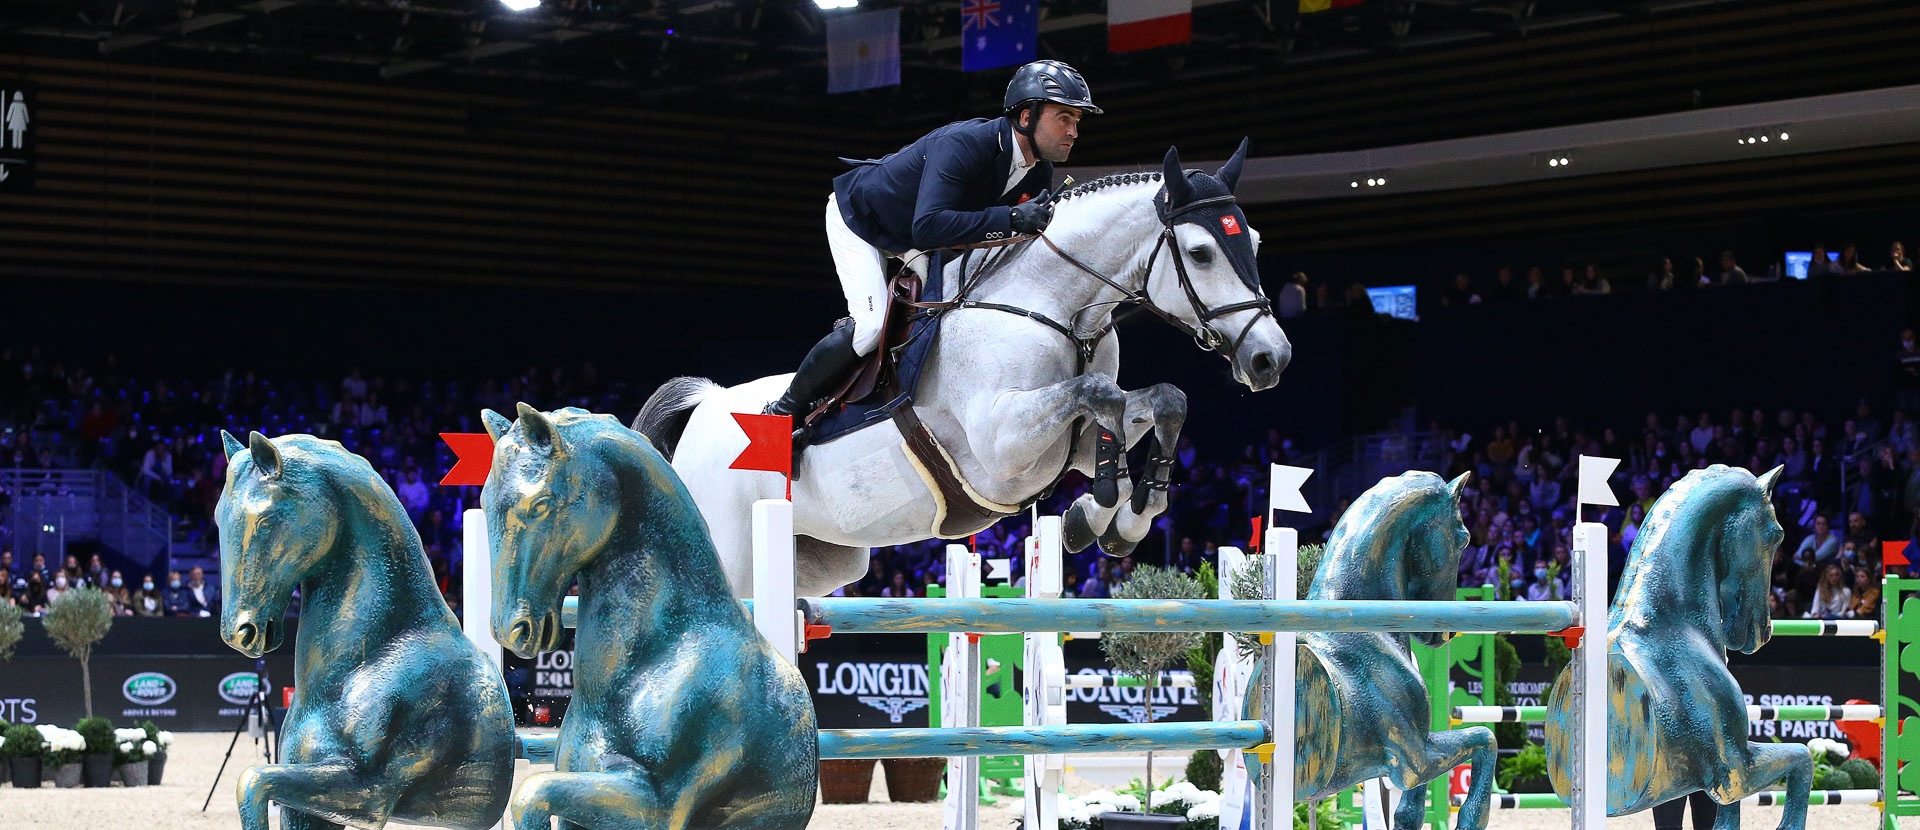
[1269, 464, 1313, 514]
[1577, 455, 1621, 507]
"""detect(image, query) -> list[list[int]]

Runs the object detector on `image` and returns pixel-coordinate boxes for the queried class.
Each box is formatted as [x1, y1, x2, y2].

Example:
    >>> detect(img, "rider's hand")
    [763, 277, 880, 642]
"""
[1009, 189, 1054, 235]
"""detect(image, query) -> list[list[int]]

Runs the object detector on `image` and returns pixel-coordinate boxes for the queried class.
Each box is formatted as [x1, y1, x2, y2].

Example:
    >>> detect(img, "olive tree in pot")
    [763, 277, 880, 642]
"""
[45, 586, 113, 720]
[1098, 565, 1208, 830]
[2, 723, 47, 788]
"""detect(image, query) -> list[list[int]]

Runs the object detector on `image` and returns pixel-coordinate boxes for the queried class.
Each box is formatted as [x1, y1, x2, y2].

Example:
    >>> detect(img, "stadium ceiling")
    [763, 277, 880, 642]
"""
[1, 0, 1782, 124]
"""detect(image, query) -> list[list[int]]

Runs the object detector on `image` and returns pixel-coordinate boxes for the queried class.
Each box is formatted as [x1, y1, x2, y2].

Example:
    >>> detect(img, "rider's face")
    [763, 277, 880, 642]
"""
[1024, 104, 1082, 164]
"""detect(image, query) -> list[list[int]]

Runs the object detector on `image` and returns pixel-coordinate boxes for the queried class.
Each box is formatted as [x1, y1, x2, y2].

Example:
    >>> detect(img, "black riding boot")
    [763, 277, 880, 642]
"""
[766, 321, 862, 421]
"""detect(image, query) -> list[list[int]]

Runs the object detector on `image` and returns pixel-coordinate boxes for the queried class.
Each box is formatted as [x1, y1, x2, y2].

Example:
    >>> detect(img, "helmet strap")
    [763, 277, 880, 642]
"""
[1012, 101, 1040, 140]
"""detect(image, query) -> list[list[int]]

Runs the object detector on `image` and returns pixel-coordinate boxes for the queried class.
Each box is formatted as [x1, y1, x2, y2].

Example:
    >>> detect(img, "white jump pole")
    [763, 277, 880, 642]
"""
[1215, 545, 1254, 830]
[461, 508, 501, 675]
[1258, 526, 1298, 830]
[1570, 521, 1608, 830]
[751, 499, 800, 665]
[1023, 516, 1066, 830]
[942, 543, 982, 830]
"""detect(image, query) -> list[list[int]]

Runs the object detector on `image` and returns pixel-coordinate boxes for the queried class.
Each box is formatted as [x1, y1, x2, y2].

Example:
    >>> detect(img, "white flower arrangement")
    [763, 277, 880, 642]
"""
[1808, 737, 1850, 761]
[114, 728, 148, 743]
[34, 725, 85, 756]
[156, 730, 174, 749]
[142, 740, 157, 756]
[1185, 800, 1220, 822]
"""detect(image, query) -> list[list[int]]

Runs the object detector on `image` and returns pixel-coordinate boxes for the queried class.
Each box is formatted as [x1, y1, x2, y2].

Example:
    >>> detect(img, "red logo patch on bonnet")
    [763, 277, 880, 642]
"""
[1220, 215, 1242, 235]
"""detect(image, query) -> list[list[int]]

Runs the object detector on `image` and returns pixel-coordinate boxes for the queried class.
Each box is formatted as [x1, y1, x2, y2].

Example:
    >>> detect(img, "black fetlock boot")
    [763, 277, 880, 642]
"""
[1090, 425, 1123, 508]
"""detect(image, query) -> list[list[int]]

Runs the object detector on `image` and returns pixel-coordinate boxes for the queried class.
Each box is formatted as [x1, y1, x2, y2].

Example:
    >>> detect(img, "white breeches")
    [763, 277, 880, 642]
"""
[825, 193, 928, 356]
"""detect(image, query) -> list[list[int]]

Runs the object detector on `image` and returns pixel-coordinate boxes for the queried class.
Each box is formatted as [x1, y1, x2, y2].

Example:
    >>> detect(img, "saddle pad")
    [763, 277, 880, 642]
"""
[809, 251, 946, 445]
[892, 403, 1021, 539]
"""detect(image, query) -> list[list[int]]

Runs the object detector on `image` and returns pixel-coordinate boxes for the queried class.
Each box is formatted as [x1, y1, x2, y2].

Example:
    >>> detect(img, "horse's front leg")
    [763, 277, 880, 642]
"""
[511, 770, 667, 830]
[1706, 742, 1812, 830]
[237, 761, 400, 830]
[1064, 383, 1187, 556]
[973, 374, 1129, 509]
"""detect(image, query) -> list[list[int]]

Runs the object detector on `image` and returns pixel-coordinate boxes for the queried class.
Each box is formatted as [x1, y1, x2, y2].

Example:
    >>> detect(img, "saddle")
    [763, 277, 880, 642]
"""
[802, 270, 923, 429]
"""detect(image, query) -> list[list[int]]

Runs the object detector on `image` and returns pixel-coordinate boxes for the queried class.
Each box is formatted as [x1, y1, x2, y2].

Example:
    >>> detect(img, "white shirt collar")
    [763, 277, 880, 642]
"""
[1005, 124, 1036, 196]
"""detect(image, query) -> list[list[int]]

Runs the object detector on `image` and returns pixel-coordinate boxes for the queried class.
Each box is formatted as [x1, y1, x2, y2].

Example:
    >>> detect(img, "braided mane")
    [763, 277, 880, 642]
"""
[1057, 171, 1164, 202]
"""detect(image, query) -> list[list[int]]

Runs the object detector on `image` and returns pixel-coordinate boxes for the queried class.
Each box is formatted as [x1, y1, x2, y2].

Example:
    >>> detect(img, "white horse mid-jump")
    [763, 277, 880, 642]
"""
[636, 142, 1291, 598]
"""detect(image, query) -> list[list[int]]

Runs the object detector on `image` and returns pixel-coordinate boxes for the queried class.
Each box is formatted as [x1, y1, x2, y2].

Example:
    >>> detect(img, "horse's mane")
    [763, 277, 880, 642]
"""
[1055, 170, 1164, 203]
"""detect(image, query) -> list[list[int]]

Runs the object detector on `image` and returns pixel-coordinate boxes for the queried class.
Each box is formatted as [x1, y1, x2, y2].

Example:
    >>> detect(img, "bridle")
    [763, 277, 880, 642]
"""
[913, 190, 1276, 373]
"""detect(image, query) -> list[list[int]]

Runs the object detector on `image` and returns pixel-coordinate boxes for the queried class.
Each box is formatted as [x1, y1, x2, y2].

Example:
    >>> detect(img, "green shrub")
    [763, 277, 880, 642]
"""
[1497, 743, 1549, 792]
[75, 716, 114, 755]
[1837, 757, 1878, 789]
[0, 723, 44, 759]
[1183, 746, 1222, 792]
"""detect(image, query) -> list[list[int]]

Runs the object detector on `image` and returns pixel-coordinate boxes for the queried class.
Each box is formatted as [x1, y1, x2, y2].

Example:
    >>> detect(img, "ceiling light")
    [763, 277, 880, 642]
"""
[1780, 132, 1790, 141]
[1558, 157, 1569, 165]
[814, 0, 859, 8]
[1548, 159, 1558, 167]
[1377, 177, 1386, 185]
[1350, 181, 1359, 188]
[499, 0, 540, 10]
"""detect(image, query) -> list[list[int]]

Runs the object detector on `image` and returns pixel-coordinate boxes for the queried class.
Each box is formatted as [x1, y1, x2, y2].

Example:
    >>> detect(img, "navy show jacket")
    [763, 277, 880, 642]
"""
[832, 116, 1054, 254]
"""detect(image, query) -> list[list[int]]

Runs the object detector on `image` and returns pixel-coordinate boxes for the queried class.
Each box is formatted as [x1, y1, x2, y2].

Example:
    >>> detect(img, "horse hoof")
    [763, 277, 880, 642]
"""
[1063, 509, 1097, 553]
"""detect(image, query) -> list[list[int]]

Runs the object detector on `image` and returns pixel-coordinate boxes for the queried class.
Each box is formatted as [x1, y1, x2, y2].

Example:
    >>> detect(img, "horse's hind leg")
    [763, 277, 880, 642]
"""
[511, 770, 667, 830]
[1706, 742, 1813, 830]
[1389, 726, 1497, 830]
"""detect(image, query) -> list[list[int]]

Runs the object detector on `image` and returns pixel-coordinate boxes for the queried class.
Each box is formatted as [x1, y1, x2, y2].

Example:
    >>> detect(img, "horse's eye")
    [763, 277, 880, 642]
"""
[1189, 247, 1213, 265]
[529, 497, 554, 517]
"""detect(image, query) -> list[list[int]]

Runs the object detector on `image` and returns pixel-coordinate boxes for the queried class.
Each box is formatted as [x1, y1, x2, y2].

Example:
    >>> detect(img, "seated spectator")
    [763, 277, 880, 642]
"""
[103, 570, 129, 615]
[1619, 503, 1647, 552]
[1489, 266, 1522, 302]
[880, 571, 917, 598]
[85, 554, 107, 589]
[1442, 273, 1480, 308]
[1804, 564, 1852, 619]
[1807, 244, 1841, 278]
[396, 467, 431, 521]
[1891, 241, 1913, 272]
[1848, 570, 1881, 619]
[1838, 243, 1871, 273]
[1525, 266, 1546, 300]
[163, 570, 191, 615]
[19, 570, 47, 614]
[1719, 251, 1748, 285]
[1647, 257, 1677, 291]
[1576, 263, 1610, 295]
[45, 570, 71, 605]
[0, 550, 13, 583]
[129, 574, 165, 616]
[1277, 272, 1308, 319]
[1845, 511, 1880, 555]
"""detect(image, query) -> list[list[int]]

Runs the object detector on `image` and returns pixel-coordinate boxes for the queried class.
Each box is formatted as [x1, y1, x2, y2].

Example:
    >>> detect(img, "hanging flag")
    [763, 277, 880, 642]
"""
[730, 412, 794, 478]
[1577, 455, 1621, 507]
[439, 433, 496, 486]
[961, 0, 1037, 72]
[826, 8, 901, 94]
[1108, 0, 1191, 52]
[1298, 0, 1362, 12]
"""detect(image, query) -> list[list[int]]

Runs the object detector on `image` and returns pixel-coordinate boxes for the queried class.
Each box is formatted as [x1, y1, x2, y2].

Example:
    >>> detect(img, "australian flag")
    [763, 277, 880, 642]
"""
[961, 0, 1037, 72]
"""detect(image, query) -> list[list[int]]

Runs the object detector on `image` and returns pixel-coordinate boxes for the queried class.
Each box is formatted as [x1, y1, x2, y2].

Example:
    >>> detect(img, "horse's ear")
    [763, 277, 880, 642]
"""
[1447, 472, 1472, 506]
[1162, 146, 1192, 207]
[247, 431, 283, 480]
[1757, 465, 1783, 501]
[221, 430, 246, 460]
[481, 409, 511, 442]
[1216, 137, 1249, 192]
[515, 402, 567, 455]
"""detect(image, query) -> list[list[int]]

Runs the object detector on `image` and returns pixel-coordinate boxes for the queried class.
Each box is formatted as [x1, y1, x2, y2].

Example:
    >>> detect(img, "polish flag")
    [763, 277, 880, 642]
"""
[1108, 0, 1191, 52]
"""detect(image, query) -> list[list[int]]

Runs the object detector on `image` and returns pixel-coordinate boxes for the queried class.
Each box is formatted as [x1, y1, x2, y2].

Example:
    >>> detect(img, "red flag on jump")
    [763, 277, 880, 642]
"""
[730, 413, 793, 478]
[1885, 540, 1914, 569]
[439, 433, 496, 486]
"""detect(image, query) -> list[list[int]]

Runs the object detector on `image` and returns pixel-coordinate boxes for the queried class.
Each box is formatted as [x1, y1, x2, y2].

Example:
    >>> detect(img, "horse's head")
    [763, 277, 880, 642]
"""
[482, 403, 621, 659]
[214, 431, 342, 658]
[1706, 465, 1785, 653]
[1148, 140, 1291, 391]
[1316, 470, 1470, 646]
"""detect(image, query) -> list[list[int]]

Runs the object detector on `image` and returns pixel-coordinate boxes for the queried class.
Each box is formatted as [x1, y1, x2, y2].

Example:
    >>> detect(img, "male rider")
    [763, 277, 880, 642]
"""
[765, 60, 1101, 434]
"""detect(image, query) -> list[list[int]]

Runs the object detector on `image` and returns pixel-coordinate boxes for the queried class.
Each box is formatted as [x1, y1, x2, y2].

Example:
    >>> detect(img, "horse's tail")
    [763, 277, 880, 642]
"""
[632, 376, 719, 462]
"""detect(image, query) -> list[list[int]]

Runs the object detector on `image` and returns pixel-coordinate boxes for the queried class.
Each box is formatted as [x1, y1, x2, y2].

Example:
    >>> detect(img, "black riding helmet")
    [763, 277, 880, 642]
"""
[1004, 60, 1101, 139]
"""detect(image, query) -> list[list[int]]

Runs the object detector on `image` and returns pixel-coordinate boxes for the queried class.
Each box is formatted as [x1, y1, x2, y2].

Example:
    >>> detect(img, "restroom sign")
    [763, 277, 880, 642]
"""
[0, 85, 33, 190]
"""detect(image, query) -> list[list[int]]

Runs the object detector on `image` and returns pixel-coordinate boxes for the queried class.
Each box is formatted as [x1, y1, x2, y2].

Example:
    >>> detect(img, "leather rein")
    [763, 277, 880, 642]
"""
[908, 193, 1275, 373]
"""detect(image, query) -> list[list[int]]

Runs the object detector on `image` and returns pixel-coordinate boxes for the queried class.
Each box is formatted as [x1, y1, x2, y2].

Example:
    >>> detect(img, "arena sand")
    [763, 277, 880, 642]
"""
[1, 732, 1898, 829]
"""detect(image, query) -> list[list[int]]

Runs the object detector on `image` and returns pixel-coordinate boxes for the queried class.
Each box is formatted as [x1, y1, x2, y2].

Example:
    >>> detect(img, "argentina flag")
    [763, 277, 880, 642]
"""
[960, 0, 1037, 72]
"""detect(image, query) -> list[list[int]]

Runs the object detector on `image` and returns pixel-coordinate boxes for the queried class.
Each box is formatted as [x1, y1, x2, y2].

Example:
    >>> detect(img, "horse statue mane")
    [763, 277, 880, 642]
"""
[1545, 464, 1808, 828]
[1309, 471, 1470, 613]
[215, 430, 515, 830]
[481, 403, 818, 830]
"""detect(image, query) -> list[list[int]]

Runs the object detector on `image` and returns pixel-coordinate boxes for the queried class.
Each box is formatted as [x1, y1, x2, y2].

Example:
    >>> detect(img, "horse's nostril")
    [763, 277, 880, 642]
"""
[509, 619, 533, 649]
[1252, 352, 1277, 376]
[235, 622, 257, 649]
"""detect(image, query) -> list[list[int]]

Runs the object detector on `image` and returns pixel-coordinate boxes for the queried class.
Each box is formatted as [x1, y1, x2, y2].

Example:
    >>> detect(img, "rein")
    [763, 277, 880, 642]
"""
[909, 193, 1276, 373]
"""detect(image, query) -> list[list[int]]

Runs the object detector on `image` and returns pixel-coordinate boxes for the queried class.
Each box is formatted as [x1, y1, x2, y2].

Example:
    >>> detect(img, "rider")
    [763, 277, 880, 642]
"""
[765, 59, 1101, 428]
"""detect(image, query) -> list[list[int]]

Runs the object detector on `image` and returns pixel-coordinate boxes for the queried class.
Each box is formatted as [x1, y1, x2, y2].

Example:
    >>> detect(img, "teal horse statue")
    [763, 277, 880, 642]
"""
[215, 431, 515, 830]
[1247, 471, 1495, 830]
[1545, 464, 1807, 829]
[481, 405, 818, 830]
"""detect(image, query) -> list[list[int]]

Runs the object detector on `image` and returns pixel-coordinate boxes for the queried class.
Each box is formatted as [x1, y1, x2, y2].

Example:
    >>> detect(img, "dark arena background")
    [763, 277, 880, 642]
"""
[1, 1, 1918, 828]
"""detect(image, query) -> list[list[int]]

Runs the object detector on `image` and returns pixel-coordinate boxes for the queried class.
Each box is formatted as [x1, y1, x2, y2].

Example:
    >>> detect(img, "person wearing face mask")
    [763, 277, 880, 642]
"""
[1523, 564, 1561, 601]
[162, 570, 192, 616]
[20, 570, 48, 614]
[46, 571, 70, 605]
[130, 574, 165, 617]
[102, 570, 130, 615]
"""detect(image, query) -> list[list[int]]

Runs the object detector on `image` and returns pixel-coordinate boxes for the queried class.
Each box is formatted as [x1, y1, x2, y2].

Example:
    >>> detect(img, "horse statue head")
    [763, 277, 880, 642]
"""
[214, 431, 358, 657]
[1308, 470, 1471, 646]
[1613, 464, 1784, 654]
[481, 404, 629, 659]
[1045, 138, 1290, 390]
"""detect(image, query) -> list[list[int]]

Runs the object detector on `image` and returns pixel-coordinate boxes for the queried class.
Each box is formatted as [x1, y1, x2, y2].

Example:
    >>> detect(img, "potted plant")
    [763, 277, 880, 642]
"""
[45, 587, 114, 720]
[3, 723, 46, 788]
[1099, 565, 1208, 830]
[114, 727, 157, 786]
[879, 756, 945, 802]
[75, 717, 115, 787]
[818, 758, 877, 804]
[142, 721, 173, 785]
[37, 724, 86, 788]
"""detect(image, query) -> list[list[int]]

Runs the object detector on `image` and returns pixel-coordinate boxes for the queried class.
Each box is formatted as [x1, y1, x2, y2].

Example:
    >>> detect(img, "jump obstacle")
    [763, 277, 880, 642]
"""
[462, 462, 1611, 830]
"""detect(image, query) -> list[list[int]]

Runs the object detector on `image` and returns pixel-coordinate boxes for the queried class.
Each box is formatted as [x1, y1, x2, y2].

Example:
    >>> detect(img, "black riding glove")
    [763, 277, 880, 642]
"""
[1008, 189, 1054, 235]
